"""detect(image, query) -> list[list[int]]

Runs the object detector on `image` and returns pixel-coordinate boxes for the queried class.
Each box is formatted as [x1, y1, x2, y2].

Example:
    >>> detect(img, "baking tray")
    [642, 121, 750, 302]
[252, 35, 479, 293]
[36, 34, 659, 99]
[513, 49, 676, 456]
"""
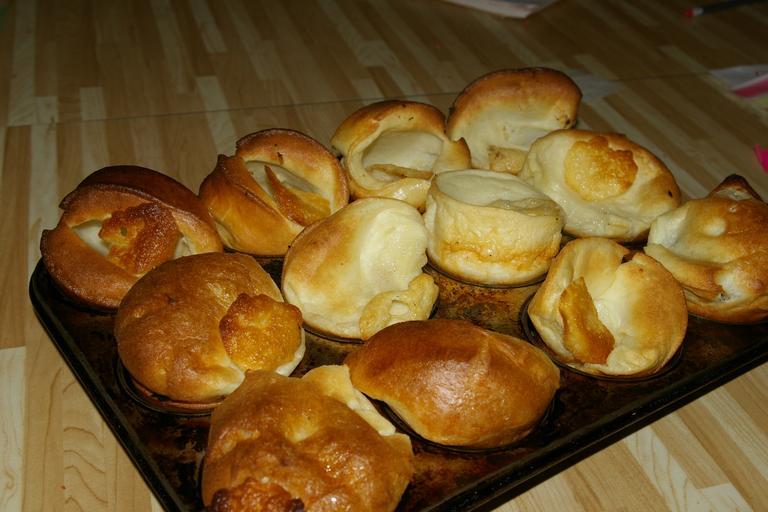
[29, 258, 768, 511]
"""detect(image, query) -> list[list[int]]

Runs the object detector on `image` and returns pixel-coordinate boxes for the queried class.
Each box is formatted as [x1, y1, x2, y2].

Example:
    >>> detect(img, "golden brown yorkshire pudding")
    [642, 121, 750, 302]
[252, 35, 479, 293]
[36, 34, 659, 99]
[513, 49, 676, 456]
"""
[446, 67, 581, 174]
[201, 368, 413, 512]
[519, 129, 681, 242]
[645, 175, 768, 324]
[331, 100, 471, 209]
[528, 238, 688, 377]
[115, 252, 305, 406]
[423, 169, 564, 286]
[345, 319, 560, 449]
[281, 198, 439, 341]
[199, 129, 349, 256]
[40, 165, 222, 309]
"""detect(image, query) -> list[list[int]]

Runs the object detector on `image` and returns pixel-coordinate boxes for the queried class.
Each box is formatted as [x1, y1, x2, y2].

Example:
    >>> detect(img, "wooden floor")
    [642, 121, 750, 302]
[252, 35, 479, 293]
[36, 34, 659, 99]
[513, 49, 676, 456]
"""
[1, 0, 768, 510]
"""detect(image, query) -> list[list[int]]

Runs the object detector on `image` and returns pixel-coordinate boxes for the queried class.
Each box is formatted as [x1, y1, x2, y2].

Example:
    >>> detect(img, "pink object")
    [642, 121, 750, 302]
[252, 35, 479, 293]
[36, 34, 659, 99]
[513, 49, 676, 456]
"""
[734, 74, 768, 98]
[755, 145, 768, 172]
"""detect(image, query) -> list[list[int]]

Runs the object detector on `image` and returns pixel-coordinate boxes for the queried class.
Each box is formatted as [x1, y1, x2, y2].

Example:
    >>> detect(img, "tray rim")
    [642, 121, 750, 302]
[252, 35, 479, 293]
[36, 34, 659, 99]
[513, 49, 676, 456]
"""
[28, 259, 768, 512]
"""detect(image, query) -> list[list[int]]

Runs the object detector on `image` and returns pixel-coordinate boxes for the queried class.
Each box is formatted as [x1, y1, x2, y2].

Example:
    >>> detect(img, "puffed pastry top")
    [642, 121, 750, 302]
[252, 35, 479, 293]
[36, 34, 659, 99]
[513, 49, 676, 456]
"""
[40, 165, 222, 309]
[115, 252, 305, 404]
[519, 129, 681, 242]
[199, 128, 349, 256]
[528, 237, 688, 377]
[423, 169, 564, 286]
[645, 175, 768, 324]
[345, 319, 560, 449]
[331, 100, 471, 210]
[202, 367, 413, 512]
[446, 67, 581, 174]
[281, 197, 439, 340]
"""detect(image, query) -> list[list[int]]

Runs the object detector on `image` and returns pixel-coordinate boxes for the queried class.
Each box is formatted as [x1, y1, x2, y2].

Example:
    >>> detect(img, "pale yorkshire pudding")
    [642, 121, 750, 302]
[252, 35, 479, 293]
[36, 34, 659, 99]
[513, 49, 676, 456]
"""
[528, 238, 688, 377]
[115, 252, 305, 406]
[446, 67, 581, 174]
[344, 319, 560, 449]
[202, 367, 413, 512]
[424, 169, 564, 286]
[330, 100, 471, 209]
[645, 175, 768, 324]
[199, 129, 349, 256]
[519, 129, 681, 242]
[40, 165, 222, 310]
[281, 197, 439, 340]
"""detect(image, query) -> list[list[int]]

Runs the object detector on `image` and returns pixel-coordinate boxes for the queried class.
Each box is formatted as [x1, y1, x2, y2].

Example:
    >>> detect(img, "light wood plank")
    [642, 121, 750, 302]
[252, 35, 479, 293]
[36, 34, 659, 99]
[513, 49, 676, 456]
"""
[23, 325, 65, 512]
[7, 0, 35, 126]
[0, 347, 25, 512]
[80, 87, 106, 121]
[189, 0, 227, 54]
[0, 126, 30, 349]
[624, 426, 719, 511]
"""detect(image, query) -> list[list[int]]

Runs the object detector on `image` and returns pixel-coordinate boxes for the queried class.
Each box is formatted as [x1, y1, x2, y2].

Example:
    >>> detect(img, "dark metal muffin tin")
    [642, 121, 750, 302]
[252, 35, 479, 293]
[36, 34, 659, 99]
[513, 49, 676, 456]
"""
[29, 259, 768, 511]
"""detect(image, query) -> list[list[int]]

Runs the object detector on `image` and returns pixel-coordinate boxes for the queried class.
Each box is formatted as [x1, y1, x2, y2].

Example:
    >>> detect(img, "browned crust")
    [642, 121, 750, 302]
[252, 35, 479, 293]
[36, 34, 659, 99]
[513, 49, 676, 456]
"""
[115, 253, 292, 403]
[331, 100, 452, 155]
[202, 371, 413, 511]
[199, 129, 349, 256]
[41, 224, 137, 309]
[207, 478, 304, 512]
[98, 202, 181, 275]
[564, 135, 638, 201]
[199, 155, 299, 256]
[72, 165, 219, 230]
[447, 67, 582, 134]
[683, 251, 768, 324]
[710, 173, 764, 202]
[559, 277, 615, 364]
[330, 100, 471, 206]
[236, 129, 349, 210]
[40, 166, 222, 309]
[522, 129, 681, 242]
[616, 252, 689, 371]
[530, 238, 688, 376]
[344, 319, 560, 448]
[646, 176, 768, 323]
[219, 294, 303, 371]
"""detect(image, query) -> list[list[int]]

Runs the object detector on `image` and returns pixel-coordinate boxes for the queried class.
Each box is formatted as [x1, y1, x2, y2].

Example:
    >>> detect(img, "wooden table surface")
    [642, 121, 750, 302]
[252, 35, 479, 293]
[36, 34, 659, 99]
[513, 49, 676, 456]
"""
[2, 0, 767, 510]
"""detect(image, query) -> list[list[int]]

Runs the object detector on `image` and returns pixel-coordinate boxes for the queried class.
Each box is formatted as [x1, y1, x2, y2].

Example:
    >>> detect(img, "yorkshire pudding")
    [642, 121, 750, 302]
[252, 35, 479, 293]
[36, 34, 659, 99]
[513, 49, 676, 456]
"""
[40, 165, 222, 309]
[199, 129, 349, 256]
[446, 67, 581, 174]
[331, 100, 470, 209]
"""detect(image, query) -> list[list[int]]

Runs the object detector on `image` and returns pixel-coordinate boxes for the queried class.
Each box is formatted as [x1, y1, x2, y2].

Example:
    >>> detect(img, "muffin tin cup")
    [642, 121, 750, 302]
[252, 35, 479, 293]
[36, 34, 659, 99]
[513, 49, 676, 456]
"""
[116, 358, 222, 416]
[377, 398, 559, 455]
[519, 296, 686, 383]
[425, 264, 541, 339]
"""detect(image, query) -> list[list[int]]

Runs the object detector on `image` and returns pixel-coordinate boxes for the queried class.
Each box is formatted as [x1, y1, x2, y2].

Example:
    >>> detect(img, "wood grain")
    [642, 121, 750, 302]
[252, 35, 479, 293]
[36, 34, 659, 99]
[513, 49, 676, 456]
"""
[1, 0, 767, 511]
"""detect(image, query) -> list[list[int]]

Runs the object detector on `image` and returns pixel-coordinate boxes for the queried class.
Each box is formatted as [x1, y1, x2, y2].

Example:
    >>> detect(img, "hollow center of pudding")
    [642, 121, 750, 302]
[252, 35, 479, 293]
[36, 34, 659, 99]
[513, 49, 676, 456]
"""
[466, 111, 553, 166]
[73, 216, 193, 270]
[245, 161, 330, 225]
[363, 130, 442, 182]
[73, 220, 110, 256]
[436, 171, 557, 216]
[245, 161, 322, 197]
